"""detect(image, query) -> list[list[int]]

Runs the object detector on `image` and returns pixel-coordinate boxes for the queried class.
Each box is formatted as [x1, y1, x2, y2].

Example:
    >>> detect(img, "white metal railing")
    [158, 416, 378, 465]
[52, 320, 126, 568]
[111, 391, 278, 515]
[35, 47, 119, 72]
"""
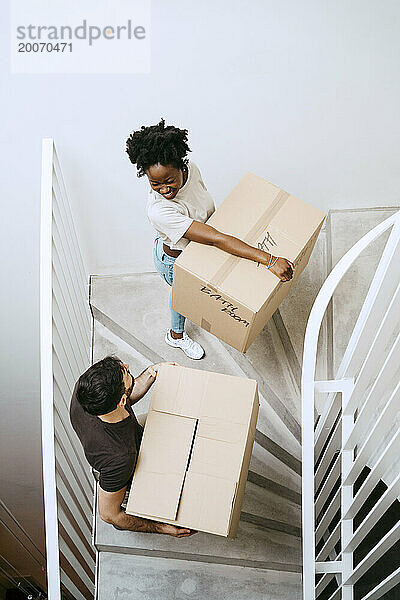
[302, 211, 400, 600]
[40, 139, 94, 600]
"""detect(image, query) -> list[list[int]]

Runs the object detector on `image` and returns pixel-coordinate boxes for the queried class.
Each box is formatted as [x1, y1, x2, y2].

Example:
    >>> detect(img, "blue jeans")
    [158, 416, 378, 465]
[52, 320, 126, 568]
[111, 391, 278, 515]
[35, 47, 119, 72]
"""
[153, 236, 186, 334]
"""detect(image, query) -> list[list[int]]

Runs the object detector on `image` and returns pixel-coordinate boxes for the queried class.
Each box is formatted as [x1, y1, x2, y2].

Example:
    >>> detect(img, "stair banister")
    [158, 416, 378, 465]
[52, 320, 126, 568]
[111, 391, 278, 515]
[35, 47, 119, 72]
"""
[302, 211, 400, 600]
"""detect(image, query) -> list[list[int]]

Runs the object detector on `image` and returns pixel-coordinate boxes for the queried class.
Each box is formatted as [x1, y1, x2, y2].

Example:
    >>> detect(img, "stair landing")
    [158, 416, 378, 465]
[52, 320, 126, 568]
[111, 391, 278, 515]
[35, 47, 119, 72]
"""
[91, 208, 397, 599]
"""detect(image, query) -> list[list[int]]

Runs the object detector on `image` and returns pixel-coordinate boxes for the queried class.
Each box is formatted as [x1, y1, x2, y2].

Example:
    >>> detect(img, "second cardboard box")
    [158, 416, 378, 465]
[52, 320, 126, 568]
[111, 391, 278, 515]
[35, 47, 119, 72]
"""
[126, 364, 259, 537]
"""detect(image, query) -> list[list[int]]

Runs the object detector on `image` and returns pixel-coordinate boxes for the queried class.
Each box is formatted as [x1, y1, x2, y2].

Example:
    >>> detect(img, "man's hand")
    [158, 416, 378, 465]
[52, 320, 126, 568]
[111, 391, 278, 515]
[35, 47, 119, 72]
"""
[147, 362, 179, 379]
[158, 523, 198, 538]
[98, 486, 197, 536]
[269, 257, 294, 282]
[131, 362, 180, 403]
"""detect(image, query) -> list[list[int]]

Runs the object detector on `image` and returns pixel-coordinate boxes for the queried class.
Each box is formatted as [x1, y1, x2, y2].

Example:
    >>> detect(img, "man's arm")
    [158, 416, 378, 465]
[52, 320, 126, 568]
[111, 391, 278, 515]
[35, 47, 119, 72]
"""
[129, 366, 156, 404]
[129, 363, 178, 404]
[98, 485, 195, 537]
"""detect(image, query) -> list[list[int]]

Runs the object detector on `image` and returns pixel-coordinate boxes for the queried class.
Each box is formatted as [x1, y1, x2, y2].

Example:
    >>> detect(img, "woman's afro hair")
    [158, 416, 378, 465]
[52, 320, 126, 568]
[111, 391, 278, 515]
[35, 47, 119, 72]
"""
[126, 118, 191, 177]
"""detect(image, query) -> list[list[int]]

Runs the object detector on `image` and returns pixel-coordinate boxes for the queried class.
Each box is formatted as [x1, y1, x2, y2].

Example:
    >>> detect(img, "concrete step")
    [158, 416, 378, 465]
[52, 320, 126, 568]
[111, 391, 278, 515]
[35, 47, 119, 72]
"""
[93, 321, 154, 414]
[327, 207, 398, 374]
[219, 335, 302, 444]
[249, 449, 301, 501]
[277, 226, 329, 383]
[97, 552, 302, 600]
[95, 488, 301, 571]
[241, 481, 301, 534]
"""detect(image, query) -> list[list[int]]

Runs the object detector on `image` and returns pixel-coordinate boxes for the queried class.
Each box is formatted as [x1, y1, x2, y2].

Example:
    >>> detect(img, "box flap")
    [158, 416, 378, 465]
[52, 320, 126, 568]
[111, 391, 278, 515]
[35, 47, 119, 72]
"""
[196, 419, 247, 443]
[200, 373, 257, 423]
[152, 365, 257, 425]
[174, 472, 237, 536]
[152, 365, 208, 417]
[189, 434, 246, 480]
[126, 410, 197, 520]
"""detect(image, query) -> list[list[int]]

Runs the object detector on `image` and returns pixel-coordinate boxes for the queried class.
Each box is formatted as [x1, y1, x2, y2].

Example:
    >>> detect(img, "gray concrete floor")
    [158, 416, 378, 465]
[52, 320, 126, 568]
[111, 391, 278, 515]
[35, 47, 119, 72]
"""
[90, 208, 397, 600]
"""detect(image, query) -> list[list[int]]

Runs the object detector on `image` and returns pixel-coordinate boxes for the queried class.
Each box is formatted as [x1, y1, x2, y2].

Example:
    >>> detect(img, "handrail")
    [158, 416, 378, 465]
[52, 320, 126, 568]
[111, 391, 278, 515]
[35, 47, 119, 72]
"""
[40, 139, 93, 600]
[40, 138, 60, 600]
[301, 211, 400, 600]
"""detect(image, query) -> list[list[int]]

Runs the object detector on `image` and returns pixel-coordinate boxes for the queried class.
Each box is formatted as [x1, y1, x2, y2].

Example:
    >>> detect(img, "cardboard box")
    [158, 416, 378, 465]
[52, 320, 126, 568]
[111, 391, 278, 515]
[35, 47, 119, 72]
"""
[171, 173, 325, 352]
[126, 364, 259, 537]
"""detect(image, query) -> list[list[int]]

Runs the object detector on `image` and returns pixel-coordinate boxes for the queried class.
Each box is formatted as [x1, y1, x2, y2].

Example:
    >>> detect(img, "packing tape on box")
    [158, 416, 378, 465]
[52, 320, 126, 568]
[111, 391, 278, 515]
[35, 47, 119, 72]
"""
[209, 189, 289, 289]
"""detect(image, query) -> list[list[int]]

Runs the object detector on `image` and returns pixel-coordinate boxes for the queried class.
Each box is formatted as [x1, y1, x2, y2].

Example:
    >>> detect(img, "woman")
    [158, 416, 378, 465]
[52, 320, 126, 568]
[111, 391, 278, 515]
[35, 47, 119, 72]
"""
[126, 119, 293, 360]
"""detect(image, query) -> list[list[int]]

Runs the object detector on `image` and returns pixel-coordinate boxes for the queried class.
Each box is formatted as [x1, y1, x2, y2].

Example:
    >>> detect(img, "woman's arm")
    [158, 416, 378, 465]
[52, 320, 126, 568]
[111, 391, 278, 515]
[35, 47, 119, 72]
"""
[184, 221, 294, 282]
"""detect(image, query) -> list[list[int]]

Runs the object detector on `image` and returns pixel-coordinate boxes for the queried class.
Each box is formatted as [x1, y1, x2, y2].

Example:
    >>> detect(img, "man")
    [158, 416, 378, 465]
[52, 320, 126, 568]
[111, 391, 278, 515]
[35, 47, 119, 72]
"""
[70, 355, 196, 538]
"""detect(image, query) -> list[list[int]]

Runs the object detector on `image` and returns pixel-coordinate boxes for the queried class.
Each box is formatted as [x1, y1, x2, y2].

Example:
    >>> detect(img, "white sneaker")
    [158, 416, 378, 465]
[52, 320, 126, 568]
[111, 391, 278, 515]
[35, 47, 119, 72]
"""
[165, 330, 205, 360]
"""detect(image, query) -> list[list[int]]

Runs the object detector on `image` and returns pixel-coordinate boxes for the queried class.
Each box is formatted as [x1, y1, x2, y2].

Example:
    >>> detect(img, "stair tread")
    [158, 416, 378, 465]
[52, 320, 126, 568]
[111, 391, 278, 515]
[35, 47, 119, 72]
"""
[95, 509, 301, 564]
[91, 272, 241, 373]
[97, 552, 302, 600]
[274, 233, 328, 375]
[245, 323, 301, 423]
[250, 451, 301, 496]
[242, 481, 301, 525]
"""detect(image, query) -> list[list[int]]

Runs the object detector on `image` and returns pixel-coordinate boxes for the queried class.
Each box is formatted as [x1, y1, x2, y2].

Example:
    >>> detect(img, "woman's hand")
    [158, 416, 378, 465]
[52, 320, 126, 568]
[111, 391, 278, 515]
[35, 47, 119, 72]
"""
[184, 222, 294, 281]
[269, 257, 294, 282]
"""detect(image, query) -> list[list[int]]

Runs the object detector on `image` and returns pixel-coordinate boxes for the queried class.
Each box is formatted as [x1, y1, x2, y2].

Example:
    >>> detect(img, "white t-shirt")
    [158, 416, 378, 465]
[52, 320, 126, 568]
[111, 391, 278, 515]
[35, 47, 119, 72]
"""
[147, 161, 215, 250]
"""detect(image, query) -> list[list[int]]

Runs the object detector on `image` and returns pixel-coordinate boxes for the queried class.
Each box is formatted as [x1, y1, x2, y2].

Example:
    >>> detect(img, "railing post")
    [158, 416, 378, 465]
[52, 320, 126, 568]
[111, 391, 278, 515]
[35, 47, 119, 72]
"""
[341, 389, 354, 600]
[302, 370, 316, 600]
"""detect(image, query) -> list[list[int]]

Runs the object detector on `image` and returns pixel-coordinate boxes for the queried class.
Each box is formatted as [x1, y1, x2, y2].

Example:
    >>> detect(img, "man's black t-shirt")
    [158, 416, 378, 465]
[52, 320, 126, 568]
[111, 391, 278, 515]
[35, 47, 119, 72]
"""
[70, 384, 144, 493]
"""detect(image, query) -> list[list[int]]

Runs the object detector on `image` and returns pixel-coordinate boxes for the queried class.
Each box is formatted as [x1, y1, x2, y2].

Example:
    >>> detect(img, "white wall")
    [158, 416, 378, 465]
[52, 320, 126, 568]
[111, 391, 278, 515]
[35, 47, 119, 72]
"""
[3, 0, 400, 277]
[0, 0, 399, 566]
[58, 0, 400, 274]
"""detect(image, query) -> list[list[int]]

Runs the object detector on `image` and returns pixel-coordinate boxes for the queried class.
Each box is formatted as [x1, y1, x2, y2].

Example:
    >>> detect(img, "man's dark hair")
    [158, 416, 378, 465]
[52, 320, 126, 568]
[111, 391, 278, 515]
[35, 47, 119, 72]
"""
[126, 118, 191, 177]
[76, 356, 127, 416]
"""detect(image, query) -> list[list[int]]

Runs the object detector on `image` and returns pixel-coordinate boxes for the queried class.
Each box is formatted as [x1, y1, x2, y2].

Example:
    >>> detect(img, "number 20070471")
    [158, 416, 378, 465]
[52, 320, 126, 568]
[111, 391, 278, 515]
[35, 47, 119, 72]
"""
[18, 42, 73, 52]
